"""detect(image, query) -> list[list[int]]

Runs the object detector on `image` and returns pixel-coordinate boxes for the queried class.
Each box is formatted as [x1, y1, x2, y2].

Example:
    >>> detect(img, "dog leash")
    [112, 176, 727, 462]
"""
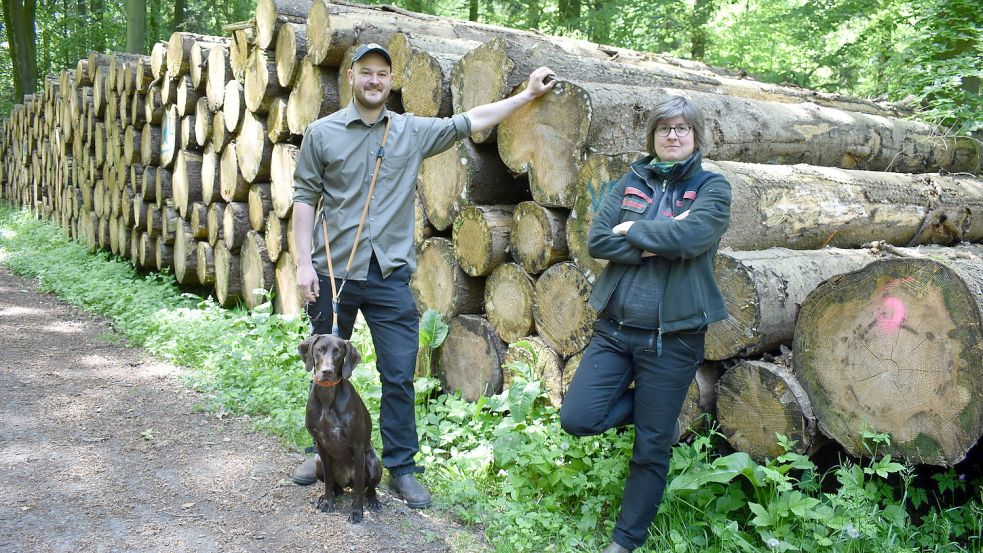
[319, 117, 392, 337]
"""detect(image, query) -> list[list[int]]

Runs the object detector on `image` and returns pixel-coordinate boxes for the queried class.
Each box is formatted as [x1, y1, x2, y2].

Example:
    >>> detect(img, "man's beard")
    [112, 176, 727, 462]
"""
[353, 85, 388, 110]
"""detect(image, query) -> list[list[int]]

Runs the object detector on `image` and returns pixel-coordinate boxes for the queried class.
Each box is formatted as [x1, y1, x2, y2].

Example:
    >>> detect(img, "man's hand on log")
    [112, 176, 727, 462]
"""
[525, 67, 557, 98]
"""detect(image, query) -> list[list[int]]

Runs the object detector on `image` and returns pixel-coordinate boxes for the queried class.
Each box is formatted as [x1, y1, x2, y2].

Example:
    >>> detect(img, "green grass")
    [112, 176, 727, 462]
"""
[2, 203, 981, 553]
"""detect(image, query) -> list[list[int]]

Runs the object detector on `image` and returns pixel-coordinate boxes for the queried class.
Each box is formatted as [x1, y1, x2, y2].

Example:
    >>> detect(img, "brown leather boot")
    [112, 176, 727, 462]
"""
[292, 454, 318, 486]
[388, 473, 432, 508]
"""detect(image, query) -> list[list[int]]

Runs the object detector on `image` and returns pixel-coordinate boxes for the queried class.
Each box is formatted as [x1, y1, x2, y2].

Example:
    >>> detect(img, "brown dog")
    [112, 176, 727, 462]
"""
[298, 334, 382, 523]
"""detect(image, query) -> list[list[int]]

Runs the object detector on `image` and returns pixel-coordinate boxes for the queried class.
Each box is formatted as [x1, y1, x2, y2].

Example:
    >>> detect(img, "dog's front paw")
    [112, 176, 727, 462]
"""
[366, 494, 381, 511]
[348, 509, 364, 523]
[316, 494, 337, 513]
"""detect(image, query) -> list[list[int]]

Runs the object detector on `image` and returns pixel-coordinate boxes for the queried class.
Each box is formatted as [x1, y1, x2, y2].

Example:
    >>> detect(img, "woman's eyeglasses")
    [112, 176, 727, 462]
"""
[655, 124, 692, 137]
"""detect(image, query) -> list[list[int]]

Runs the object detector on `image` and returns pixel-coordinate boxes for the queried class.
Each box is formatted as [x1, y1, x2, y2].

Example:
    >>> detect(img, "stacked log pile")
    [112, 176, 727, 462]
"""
[1, 0, 981, 466]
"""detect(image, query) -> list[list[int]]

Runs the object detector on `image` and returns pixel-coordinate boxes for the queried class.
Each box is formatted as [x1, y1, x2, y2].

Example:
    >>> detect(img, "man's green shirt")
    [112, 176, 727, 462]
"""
[293, 102, 471, 279]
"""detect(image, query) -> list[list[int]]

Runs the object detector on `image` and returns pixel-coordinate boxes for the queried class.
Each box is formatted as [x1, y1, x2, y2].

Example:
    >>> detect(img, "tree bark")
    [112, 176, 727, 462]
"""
[716, 360, 818, 461]
[410, 237, 484, 319]
[452, 205, 515, 277]
[189, 202, 209, 239]
[207, 201, 228, 246]
[793, 245, 983, 466]
[706, 247, 881, 361]
[437, 315, 506, 402]
[533, 261, 595, 357]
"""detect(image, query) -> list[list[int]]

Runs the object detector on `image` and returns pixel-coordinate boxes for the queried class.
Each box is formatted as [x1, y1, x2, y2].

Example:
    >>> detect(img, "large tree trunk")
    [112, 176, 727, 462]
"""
[125, 0, 146, 54]
[793, 245, 983, 466]
[713, 161, 983, 251]
[386, 32, 476, 93]
[452, 205, 514, 277]
[255, 0, 311, 47]
[271, 143, 299, 218]
[286, 59, 339, 135]
[533, 262, 595, 357]
[2, 0, 39, 99]
[497, 81, 980, 207]
[213, 239, 242, 307]
[409, 237, 484, 319]
[240, 230, 275, 310]
[483, 262, 536, 343]
[274, 251, 304, 316]
[274, 22, 307, 88]
[509, 201, 568, 275]
[502, 337, 564, 407]
[715, 360, 819, 461]
[416, 139, 525, 231]
[437, 315, 506, 402]
[706, 247, 881, 361]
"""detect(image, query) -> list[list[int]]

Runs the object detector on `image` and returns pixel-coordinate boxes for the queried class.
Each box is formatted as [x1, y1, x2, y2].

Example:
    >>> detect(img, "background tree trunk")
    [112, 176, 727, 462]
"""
[2, 0, 39, 98]
[125, 0, 146, 54]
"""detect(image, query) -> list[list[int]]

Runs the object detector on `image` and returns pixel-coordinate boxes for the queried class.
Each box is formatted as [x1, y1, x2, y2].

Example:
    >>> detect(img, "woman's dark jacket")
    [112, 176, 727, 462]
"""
[587, 150, 732, 336]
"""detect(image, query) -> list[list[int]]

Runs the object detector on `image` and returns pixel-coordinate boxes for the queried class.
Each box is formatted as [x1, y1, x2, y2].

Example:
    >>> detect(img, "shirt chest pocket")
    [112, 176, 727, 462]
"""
[373, 154, 414, 198]
[620, 186, 653, 214]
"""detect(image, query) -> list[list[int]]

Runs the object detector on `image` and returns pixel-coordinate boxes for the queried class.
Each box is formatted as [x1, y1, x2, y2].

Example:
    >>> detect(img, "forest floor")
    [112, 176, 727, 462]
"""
[0, 264, 487, 553]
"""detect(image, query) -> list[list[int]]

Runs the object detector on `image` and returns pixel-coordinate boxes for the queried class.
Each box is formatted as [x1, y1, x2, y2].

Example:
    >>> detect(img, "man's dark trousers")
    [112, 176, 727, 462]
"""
[307, 254, 421, 476]
[560, 318, 704, 549]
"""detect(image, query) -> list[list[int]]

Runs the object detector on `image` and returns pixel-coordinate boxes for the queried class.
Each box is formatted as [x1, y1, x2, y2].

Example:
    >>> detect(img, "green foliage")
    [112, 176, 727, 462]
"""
[3, 203, 982, 553]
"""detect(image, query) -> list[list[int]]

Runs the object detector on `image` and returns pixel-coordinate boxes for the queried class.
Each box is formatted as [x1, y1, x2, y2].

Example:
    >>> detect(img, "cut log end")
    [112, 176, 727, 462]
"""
[793, 248, 983, 466]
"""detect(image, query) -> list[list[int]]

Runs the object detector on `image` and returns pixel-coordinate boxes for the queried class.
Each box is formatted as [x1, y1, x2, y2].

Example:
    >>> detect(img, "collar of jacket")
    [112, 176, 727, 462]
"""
[629, 151, 703, 192]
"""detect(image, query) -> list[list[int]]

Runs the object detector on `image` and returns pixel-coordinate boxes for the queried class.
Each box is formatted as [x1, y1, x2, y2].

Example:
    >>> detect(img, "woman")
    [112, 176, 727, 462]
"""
[559, 95, 732, 553]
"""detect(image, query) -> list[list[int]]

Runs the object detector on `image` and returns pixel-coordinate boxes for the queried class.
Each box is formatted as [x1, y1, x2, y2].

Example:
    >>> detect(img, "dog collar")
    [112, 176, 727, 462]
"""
[311, 372, 341, 387]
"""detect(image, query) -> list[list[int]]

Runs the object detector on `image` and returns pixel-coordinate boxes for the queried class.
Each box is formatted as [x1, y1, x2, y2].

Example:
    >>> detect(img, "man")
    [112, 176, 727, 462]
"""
[291, 42, 555, 508]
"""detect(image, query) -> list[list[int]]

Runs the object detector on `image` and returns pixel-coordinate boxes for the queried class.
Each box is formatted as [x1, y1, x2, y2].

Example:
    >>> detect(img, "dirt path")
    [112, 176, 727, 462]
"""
[0, 265, 485, 553]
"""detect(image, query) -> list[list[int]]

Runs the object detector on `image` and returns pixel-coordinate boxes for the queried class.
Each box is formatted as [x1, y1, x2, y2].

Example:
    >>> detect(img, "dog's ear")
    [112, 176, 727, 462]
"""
[342, 341, 361, 380]
[298, 334, 318, 372]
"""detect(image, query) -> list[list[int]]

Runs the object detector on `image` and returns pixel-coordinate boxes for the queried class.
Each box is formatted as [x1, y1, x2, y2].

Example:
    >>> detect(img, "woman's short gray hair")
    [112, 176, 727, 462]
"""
[645, 95, 709, 156]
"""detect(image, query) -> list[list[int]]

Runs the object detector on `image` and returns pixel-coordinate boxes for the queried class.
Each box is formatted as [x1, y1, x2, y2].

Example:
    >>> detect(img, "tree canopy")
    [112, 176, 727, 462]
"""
[0, 0, 979, 133]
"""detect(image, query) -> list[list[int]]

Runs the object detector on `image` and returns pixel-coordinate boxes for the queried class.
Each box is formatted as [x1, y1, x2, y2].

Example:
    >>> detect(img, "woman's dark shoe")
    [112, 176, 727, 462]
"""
[388, 473, 432, 508]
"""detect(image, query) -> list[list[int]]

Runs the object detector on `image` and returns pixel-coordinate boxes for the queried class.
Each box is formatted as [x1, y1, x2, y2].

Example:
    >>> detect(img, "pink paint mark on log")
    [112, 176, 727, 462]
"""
[876, 296, 905, 333]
